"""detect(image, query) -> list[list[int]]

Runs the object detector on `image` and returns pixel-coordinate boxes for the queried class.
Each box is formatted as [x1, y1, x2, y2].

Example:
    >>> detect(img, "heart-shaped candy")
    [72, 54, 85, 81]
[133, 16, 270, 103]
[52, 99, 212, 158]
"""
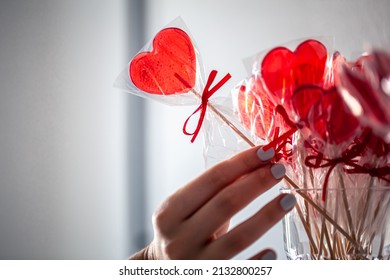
[338, 50, 390, 140]
[292, 85, 359, 144]
[236, 76, 273, 139]
[261, 40, 328, 107]
[129, 27, 196, 95]
[237, 76, 293, 140]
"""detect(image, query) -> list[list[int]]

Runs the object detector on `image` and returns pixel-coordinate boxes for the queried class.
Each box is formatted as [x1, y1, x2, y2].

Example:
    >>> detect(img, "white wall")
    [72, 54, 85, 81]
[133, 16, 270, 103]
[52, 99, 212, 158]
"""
[0, 0, 131, 259]
[142, 0, 390, 259]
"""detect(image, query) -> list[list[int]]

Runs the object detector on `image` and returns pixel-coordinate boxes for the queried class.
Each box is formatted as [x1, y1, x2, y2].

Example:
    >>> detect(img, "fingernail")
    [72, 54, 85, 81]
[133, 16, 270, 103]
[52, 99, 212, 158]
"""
[270, 164, 285, 179]
[280, 194, 296, 211]
[257, 147, 275, 161]
[260, 251, 276, 260]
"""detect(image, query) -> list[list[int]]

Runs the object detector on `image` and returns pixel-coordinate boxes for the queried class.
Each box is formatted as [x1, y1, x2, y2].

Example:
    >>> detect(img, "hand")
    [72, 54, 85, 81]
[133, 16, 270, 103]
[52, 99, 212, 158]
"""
[129, 146, 296, 260]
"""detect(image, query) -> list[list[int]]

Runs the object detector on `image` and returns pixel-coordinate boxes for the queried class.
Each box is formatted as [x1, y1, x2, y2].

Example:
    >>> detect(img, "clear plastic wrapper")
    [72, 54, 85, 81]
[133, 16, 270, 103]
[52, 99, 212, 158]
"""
[230, 39, 390, 259]
[114, 17, 233, 144]
[337, 49, 390, 142]
[240, 38, 363, 148]
[235, 38, 390, 190]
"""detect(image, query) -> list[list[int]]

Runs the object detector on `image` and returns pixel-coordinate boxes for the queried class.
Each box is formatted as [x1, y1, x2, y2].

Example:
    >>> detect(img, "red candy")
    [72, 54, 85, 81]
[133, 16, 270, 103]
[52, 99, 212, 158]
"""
[259, 39, 360, 144]
[261, 40, 328, 108]
[236, 76, 276, 140]
[292, 85, 359, 144]
[129, 27, 196, 95]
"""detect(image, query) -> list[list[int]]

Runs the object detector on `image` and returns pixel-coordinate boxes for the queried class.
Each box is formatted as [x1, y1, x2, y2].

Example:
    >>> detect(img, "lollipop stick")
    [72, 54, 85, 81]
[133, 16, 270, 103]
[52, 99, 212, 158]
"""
[184, 83, 255, 147]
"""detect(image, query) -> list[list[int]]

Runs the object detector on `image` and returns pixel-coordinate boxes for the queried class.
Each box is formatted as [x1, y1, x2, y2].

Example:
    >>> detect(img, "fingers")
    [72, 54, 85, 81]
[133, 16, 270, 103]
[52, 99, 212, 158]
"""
[163, 146, 276, 222]
[249, 249, 277, 260]
[185, 163, 285, 242]
[201, 193, 296, 259]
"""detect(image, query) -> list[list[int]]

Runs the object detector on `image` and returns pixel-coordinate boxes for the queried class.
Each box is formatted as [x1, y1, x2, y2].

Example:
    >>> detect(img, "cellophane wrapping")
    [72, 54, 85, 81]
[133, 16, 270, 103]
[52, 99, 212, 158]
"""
[225, 38, 390, 259]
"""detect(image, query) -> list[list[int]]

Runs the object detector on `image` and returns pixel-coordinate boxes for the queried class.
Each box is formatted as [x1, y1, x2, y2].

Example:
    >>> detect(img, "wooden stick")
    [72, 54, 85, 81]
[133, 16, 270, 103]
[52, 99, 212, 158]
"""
[324, 221, 335, 259]
[295, 203, 319, 255]
[206, 98, 255, 147]
[339, 171, 356, 243]
[284, 176, 361, 250]
[189, 88, 254, 147]
[356, 177, 373, 239]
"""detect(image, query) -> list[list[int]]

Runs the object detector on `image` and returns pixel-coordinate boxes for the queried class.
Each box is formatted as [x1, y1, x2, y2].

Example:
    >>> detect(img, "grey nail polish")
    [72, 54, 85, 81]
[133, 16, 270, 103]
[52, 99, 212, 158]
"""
[257, 147, 275, 161]
[280, 194, 296, 211]
[270, 164, 285, 179]
[260, 251, 276, 260]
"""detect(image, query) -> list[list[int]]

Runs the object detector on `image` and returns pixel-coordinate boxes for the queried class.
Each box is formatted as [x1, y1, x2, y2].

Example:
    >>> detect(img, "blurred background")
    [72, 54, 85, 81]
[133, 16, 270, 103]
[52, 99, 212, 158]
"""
[0, 0, 389, 259]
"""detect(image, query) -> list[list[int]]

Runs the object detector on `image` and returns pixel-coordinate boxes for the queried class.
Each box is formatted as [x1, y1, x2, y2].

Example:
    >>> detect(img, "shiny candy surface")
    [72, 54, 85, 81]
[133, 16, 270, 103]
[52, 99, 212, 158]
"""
[130, 28, 196, 95]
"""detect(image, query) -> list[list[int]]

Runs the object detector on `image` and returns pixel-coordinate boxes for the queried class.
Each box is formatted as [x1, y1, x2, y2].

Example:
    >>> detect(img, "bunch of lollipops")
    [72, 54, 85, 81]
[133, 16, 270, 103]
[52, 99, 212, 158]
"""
[115, 18, 390, 259]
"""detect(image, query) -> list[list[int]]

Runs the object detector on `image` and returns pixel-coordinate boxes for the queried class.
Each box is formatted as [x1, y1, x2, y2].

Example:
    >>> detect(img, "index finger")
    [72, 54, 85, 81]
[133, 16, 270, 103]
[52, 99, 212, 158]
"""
[165, 145, 275, 221]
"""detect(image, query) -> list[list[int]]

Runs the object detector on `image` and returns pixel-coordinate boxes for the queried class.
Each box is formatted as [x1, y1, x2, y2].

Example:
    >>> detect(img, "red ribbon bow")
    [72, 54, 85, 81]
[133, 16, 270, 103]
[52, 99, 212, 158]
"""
[178, 70, 231, 143]
[305, 129, 372, 201]
[263, 105, 298, 161]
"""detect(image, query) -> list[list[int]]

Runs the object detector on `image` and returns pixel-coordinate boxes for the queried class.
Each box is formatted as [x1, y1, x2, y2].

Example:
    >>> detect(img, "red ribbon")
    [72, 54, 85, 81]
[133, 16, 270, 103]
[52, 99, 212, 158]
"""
[179, 70, 231, 143]
[304, 129, 372, 201]
[261, 106, 390, 201]
[263, 105, 298, 161]
[345, 164, 390, 183]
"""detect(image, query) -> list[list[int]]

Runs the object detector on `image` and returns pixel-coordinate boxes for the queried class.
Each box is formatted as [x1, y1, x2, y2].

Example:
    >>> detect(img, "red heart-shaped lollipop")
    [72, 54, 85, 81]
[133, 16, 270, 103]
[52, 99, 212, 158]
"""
[338, 50, 390, 139]
[129, 28, 196, 95]
[261, 40, 328, 106]
[292, 85, 359, 144]
[237, 76, 275, 139]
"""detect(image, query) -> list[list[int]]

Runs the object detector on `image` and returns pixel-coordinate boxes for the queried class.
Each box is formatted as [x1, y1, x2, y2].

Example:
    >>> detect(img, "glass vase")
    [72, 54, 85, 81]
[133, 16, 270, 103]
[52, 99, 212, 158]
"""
[282, 186, 390, 260]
